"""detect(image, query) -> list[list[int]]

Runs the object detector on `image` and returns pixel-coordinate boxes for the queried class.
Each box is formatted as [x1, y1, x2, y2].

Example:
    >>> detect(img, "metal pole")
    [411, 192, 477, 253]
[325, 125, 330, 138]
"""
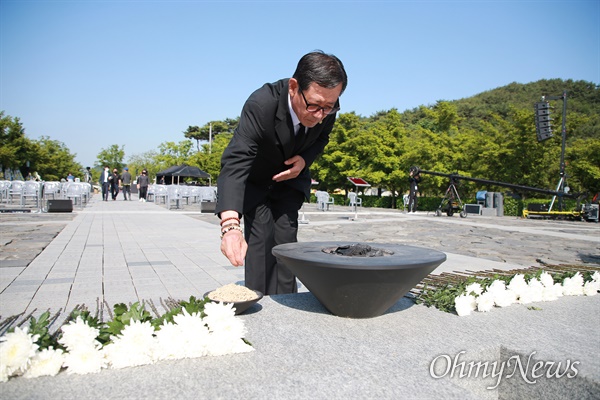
[547, 90, 568, 211]
[558, 90, 568, 211]
[419, 170, 579, 199]
[209, 123, 212, 154]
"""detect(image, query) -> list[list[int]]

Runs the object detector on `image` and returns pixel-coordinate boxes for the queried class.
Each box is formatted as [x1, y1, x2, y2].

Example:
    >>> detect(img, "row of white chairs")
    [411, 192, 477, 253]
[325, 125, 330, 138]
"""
[0, 180, 92, 208]
[147, 184, 217, 210]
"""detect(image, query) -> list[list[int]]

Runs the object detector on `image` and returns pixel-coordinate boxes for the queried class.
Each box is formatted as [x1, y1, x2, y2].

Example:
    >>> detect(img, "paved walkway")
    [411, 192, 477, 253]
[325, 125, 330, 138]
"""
[1, 195, 599, 318]
[1, 196, 239, 318]
[0, 194, 599, 399]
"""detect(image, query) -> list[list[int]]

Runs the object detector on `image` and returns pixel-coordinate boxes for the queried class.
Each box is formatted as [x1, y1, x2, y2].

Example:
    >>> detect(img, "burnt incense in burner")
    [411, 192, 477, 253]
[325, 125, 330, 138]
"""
[272, 242, 446, 318]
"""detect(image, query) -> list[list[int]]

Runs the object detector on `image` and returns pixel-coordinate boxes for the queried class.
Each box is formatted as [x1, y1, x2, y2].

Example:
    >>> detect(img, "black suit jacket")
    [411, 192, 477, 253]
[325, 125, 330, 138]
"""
[216, 78, 337, 216]
[99, 170, 110, 185]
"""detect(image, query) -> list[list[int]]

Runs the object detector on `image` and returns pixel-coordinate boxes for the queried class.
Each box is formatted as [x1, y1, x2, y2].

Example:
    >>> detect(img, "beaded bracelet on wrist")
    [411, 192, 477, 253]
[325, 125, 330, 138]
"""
[220, 221, 240, 231]
[220, 217, 240, 227]
[220, 224, 243, 239]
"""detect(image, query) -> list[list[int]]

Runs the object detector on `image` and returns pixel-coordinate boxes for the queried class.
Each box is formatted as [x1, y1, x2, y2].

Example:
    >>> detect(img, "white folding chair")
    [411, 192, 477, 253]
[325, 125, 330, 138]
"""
[8, 180, 24, 204]
[22, 181, 42, 207]
[348, 192, 362, 208]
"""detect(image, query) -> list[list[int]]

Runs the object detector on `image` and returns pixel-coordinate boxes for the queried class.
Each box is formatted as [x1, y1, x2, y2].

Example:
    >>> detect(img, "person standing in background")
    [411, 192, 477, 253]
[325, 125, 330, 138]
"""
[408, 166, 422, 213]
[137, 169, 150, 202]
[99, 166, 110, 201]
[109, 168, 120, 200]
[84, 167, 92, 184]
[121, 167, 132, 200]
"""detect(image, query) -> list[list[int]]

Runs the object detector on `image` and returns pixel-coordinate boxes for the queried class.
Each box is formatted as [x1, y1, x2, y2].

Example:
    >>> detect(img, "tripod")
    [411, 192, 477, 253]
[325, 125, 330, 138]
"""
[435, 177, 467, 218]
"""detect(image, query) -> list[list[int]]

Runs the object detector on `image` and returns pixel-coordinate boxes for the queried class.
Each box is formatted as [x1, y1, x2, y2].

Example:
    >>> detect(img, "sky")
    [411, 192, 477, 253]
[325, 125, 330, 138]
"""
[1, 0, 599, 170]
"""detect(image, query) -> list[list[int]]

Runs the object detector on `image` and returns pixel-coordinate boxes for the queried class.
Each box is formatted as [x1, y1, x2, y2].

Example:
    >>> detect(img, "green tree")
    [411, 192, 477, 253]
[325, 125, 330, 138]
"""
[155, 140, 193, 170]
[188, 133, 233, 183]
[0, 111, 30, 178]
[126, 150, 159, 181]
[185, 118, 238, 152]
[313, 112, 365, 192]
[184, 125, 203, 152]
[96, 145, 126, 171]
[30, 136, 82, 182]
[362, 109, 407, 207]
[566, 138, 600, 196]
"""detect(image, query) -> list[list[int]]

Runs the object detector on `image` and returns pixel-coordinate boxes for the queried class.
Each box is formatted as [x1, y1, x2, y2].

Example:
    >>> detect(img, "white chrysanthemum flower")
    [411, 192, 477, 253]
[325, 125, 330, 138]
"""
[571, 272, 584, 287]
[23, 347, 65, 378]
[476, 291, 495, 312]
[228, 339, 254, 354]
[209, 316, 246, 340]
[203, 302, 236, 330]
[465, 282, 483, 296]
[528, 278, 544, 302]
[104, 320, 156, 369]
[539, 271, 554, 288]
[541, 286, 559, 302]
[518, 287, 534, 304]
[507, 274, 528, 297]
[592, 271, 600, 283]
[552, 283, 564, 298]
[0, 363, 8, 383]
[154, 321, 188, 361]
[205, 333, 251, 356]
[168, 309, 211, 359]
[62, 346, 106, 375]
[0, 326, 40, 376]
[454, 294, 477, 316]
[562, 276, 584, 296]
[495, 289, 517, 307]
[486, 280, 506, 296]
[58, 316, 101, 351]
[583, 280, 599, 296]
[204, 302, 246, 338]
[172, 308, 206, 331]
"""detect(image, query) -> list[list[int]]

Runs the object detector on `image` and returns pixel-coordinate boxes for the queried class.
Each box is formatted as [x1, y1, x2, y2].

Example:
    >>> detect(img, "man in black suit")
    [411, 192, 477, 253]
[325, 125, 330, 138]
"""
[99, 166, 110, 201]
[216, 51, 347, 295]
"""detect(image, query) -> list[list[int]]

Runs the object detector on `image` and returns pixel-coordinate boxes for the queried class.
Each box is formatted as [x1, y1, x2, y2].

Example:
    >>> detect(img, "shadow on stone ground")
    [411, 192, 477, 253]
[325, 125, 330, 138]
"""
[0, 213, 75, 267]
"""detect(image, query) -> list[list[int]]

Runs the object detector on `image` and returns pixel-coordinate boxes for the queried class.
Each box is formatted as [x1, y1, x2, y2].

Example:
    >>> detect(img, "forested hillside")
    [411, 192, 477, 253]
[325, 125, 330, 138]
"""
[312, 79, 599, 203]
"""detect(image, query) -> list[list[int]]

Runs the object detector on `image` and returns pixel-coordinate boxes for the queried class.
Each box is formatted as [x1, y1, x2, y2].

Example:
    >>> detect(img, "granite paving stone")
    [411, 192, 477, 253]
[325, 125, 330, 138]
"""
[0, 194, 598, 398]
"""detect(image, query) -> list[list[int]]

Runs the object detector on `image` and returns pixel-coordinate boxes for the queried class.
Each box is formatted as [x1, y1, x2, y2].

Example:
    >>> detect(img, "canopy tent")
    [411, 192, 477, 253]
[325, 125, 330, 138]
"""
[155, 165, 212, 186]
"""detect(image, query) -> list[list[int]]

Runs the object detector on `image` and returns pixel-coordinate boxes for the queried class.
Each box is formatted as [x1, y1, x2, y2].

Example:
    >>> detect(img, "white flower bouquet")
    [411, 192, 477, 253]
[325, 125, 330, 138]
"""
[0, 296, 253, 382]
[414, 268, 600, 316]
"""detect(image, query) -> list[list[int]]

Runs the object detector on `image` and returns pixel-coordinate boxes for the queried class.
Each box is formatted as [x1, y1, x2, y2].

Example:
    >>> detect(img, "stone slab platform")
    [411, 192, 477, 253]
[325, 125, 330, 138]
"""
[0, 195, 598, 398]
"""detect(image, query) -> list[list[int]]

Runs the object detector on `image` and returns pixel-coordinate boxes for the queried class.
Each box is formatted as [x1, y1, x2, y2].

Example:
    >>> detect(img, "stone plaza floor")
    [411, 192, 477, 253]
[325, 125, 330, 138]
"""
[0, 194, 598, 399]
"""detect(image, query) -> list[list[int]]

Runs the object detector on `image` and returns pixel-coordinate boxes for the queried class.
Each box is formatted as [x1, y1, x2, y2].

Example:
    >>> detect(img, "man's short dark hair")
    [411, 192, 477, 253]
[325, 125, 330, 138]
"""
[293, 50, 347, 94]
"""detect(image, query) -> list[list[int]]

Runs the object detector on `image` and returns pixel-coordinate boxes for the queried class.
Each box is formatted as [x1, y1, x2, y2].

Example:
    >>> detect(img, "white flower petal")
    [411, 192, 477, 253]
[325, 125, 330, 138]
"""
[455, 294, 477, 316]
[0, 327, 39, 376]
[23, 348, 65, 378]
[476, 292, 495, 312]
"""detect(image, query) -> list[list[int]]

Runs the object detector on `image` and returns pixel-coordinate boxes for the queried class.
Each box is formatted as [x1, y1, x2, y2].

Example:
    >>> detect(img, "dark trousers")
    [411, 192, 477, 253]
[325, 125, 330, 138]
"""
[111, 185, 119, 200]
[139, 186, 148, 200]
[408, 186, 418, 212]
[101, 182, 110, 201]
[122, 185, 131, 200]
[243, 188, 303, 295]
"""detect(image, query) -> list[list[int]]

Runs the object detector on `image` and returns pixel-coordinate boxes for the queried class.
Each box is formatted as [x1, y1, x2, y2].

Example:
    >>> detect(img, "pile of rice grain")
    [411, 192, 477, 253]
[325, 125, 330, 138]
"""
[208, 283, 259, 302]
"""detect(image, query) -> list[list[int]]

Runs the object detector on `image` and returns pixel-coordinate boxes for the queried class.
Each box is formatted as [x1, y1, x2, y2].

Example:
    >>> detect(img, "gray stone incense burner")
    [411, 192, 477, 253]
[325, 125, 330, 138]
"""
[272, 242, 446, 318]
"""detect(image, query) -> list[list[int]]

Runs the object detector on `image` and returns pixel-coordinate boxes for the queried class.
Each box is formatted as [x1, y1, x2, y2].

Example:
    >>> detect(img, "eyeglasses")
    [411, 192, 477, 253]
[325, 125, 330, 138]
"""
[299, 89, 340, 115]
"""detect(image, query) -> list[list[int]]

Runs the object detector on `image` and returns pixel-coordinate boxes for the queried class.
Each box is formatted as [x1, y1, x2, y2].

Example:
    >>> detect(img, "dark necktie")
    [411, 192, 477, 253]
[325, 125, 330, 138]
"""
[294, 123, 306, 152]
